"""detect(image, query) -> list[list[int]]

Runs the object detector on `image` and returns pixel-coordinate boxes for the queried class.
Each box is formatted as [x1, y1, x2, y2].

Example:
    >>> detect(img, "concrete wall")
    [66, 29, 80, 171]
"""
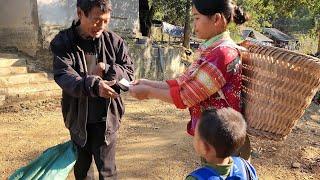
[0, 0, 139, 55]
[37, 0, 139, 48]
[0, 0, 185, 80]
[0, 0, 39, 56]
[37, 0, 76, 48]
[34, 0, 139, 70]
[130, 44, 187, 80]
[111, 0, 140, 36]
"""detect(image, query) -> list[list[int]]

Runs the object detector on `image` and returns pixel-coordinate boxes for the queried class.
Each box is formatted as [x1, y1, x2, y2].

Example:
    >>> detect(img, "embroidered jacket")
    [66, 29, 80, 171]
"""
[166, 32, 243, 135]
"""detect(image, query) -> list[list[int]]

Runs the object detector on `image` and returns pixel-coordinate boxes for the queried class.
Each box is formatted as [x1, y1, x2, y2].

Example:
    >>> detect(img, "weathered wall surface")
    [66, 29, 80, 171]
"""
[35, 0, 140, 70]
[0, 0, 139, 56]
[0, 0, 184, 79]
[0, 0, 39, 56]
[111, 0, 140, 36]
[0, 0, 186, 82]
[37, 0, 76, 48]
[38, 0, 140, 49]
[130, 44, 187, 80]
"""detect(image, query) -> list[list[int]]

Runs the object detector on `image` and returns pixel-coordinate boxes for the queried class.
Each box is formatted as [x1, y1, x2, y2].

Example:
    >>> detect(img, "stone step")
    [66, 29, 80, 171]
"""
[0, 58, 26, 68]
[0, 66, 28, 76]
[0, 73, 53, 87]
[0, 53, 19, 59]
[0, 95, 5, 106]
[0, 82, 60, 96]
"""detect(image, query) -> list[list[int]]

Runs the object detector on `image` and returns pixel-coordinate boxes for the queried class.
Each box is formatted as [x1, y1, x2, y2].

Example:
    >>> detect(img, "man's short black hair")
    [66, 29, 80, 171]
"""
[77, 0, 112, 16]
[198, 108, 247, 158]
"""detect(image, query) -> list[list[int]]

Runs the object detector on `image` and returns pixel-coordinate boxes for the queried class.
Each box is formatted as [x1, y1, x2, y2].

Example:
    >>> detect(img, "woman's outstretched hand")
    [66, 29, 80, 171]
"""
[130, 79, 150, 86]
[129, 79, 173, 104]
[129, 84, 150, 100]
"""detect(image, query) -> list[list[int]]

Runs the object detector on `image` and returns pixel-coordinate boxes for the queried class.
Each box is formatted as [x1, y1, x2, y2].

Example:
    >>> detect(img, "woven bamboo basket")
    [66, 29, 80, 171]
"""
[240, 41, 320, 141]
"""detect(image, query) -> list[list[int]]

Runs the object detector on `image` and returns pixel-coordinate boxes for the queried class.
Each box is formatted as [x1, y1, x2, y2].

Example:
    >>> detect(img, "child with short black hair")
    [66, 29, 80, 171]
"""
[186, 108, 258, 180]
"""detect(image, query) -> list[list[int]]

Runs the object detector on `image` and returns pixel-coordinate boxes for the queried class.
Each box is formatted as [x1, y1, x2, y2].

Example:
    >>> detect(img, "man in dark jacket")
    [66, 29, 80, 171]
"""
[50, 0, 134, 179]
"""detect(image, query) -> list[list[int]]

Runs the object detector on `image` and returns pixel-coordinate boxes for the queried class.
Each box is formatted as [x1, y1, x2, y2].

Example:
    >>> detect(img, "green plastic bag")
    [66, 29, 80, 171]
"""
[9, 141, 77, 180]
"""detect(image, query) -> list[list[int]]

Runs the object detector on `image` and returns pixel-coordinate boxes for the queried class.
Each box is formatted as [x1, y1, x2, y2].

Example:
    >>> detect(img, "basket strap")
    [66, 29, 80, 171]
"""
[217, 90, 232, 107]
[214, 40, 245, 109]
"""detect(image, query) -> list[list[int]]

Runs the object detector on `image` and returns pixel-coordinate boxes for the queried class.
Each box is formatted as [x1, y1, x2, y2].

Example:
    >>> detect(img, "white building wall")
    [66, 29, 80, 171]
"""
[0, 0, 39, 55]
[37, 0, 139, 48]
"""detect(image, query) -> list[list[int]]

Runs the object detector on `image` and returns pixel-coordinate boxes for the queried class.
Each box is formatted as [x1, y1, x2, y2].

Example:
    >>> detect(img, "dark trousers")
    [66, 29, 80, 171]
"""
[74, 123, 117, 180]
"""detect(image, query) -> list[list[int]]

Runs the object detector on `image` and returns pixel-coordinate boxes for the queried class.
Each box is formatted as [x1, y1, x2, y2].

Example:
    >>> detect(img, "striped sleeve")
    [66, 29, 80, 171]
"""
[179, 61, 226, 107]
[166, 46, 239, 109]
[166, 79, 187, 109]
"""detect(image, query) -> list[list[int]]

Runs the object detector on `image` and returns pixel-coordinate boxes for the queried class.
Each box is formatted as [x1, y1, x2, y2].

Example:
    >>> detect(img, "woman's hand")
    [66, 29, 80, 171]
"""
[129, 84, 150, 100]
[131, 79, 169, 89]
[130, 79, 150, 86]
[129, 82, 173, 104]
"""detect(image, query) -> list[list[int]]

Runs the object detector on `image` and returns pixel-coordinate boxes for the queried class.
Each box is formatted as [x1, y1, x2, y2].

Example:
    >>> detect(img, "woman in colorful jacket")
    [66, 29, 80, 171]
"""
[129, 0, 250, 158]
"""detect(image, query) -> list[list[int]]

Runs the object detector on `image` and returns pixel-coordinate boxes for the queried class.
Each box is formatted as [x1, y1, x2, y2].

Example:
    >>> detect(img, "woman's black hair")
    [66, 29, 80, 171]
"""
[192, 0, 249, 25]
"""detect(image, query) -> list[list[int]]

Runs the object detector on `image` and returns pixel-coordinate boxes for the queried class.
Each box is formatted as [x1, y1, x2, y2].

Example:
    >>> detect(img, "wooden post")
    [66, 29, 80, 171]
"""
[161, 25, 164, 44]
[182, 0, 191, 49]
[316, 16, 320, 52]
[318, 30, 320, 52]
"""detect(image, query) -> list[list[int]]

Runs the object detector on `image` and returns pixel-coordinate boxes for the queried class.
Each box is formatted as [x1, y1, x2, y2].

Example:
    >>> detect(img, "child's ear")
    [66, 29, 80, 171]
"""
[203, 141, 213, 155]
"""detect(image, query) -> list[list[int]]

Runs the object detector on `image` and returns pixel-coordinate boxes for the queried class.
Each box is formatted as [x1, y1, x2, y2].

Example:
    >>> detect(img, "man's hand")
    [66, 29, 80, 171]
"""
[129, 84, 150, 100]
[92, 62, 106, 78]
[99, 80, 118, 99]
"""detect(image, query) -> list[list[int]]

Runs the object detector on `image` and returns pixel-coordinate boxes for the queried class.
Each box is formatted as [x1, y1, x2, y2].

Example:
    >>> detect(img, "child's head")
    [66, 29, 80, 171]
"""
[193, 108, 247, 159]
[191, 0, 248, 40]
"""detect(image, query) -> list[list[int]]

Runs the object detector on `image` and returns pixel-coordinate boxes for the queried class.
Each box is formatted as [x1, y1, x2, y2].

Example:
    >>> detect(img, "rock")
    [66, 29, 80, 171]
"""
[291, 162, 301, 168]
[311, 142, 320, 147]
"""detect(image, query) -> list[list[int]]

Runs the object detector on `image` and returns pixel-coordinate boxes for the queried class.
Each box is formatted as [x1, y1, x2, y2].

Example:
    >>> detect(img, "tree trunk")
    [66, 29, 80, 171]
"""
[182, 0, 191, 48]
[139, 0, 152, 37]
[318, 30, 320, 52]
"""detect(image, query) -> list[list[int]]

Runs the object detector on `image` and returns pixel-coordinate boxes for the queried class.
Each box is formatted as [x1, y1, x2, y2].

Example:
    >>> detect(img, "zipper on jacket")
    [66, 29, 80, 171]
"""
[77, 46, 89, 147]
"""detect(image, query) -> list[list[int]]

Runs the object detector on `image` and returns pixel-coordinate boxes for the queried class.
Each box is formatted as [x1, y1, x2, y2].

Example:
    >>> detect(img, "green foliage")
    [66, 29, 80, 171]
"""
[237, 0, 276, 30]
[147, 0, 320, 52]
[296, 33, 318, 54]
[151, 0, 188, 26]
[228, 23, 244, 43]
[149, 0, 319, 31]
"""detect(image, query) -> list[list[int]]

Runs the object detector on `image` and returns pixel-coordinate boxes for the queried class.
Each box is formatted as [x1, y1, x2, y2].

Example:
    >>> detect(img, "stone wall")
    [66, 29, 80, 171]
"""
[37, 0, 76, 48]
[0, 0, 139, 57]
[0, 0, 186, 79]
[0, 0, 40, 56]
[32, 0, 140, 71]
[111, 0, 140, 37]
[34, 42, 187, 80]
[37, 0, 140, 49]
[129, 44, 187, 80]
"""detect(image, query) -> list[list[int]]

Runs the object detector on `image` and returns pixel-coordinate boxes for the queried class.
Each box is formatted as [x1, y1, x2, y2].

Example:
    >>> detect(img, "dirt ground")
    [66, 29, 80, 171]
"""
[0, 95, 319, 180]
